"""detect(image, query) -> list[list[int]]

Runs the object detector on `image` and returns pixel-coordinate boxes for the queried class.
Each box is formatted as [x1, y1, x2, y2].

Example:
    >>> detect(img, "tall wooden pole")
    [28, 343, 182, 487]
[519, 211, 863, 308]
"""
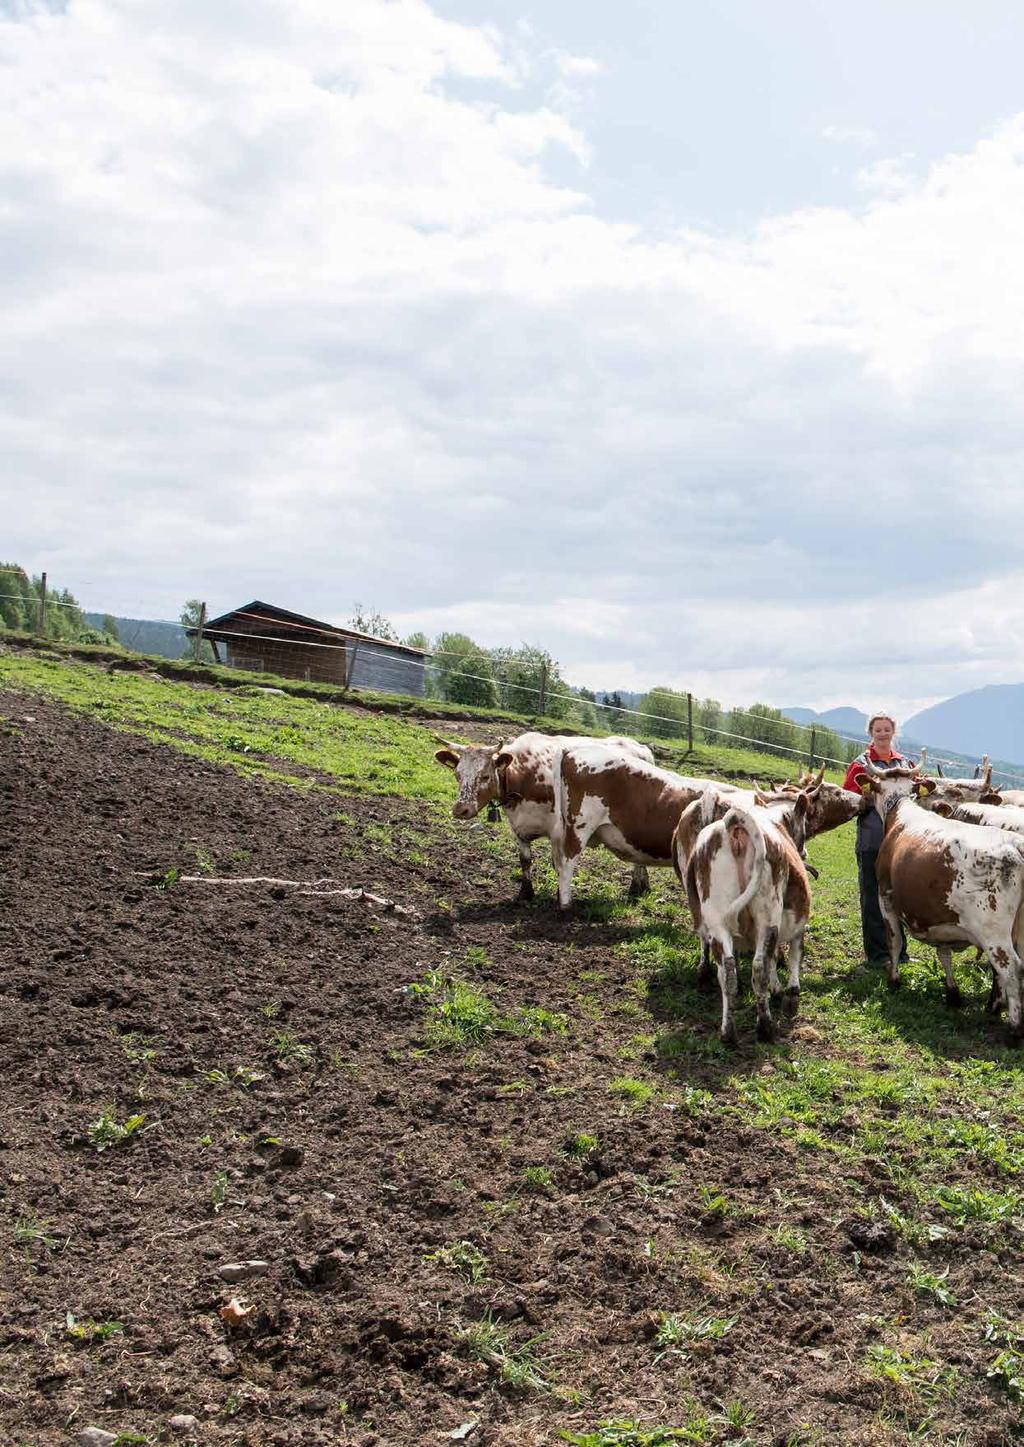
[36, 572, 47, 636]
[687, 692, 694, 752]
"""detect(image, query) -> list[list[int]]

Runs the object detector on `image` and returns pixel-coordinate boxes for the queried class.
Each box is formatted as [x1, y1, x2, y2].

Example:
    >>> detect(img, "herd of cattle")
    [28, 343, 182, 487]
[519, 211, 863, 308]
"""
[435, 731, 1024, 1045]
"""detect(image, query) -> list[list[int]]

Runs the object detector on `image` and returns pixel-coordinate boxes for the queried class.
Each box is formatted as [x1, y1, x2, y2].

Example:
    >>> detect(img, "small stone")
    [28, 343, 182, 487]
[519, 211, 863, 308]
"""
[218, 1260, 270, 1283]
[211, 1343, 238, 1377]
[169, 1415, 199, 1435]
[78, 1431, 117, 1447]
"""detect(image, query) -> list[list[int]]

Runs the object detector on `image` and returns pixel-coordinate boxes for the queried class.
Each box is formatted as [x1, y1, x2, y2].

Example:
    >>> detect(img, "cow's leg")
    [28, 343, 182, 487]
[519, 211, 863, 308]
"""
[514, 836, 535, 902]
[696, 937, 715, 993]
[986, 968, 1004, 1015]
[877, 891, 903, 991]
[552, 831, 586, 914]
[784, 930, 804, 1011]
[713, 937, 739, 1045]
[752, 932, 775, 1042]
[935, 946, 962, 1008]
[990, 946, 1024, 1043]
[627, 864, 651, 899]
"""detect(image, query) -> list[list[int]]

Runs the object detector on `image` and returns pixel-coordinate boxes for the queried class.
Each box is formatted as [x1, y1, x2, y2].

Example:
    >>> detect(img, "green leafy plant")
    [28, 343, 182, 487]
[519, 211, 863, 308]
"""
[65, 1312, 123, 1343]
[907, 1264, 957, 1308]
[210, 1170, 230, 1214]
[457, 1313, 549, 1392]
[87, 1109, 147, 1151]
[15, 1215, 59, 1251]
[522, 1165, 555, 1193]
[424, 1240, 489, 1283]
[653, 1311, 737, 1361]
[564, 1130, 599, 1160]
[269, 1032, 314, 1068]
[608, 1077, 655, 1108]
[865, 1343, 956, 1403]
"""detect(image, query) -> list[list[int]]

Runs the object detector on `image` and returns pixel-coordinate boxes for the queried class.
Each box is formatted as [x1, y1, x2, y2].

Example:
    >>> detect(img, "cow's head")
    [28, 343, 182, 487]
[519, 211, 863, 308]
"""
[921, 758, 1002, 807]
[857, 757, 935, 816]
[434, 736, 510, 820]
[780, 769, 868, 837]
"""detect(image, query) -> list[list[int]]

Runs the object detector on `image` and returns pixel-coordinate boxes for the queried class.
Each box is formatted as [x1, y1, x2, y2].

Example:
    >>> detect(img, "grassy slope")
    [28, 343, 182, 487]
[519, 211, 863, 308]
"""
[5, 648, 1024, 1441]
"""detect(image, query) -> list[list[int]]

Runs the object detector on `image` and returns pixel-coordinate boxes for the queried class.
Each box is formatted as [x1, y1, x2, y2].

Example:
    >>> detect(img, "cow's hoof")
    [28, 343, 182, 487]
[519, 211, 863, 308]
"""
[720, 1023, 737, 1047]
[696, 966, 715, 995]
[887, 975, 902, 993]
[783, 988, 800, 1017]
[756, 1016, 775, 1043]
[945, 984, 963, 1009]
[1007, 1027, 1024, 1049]
[517, 883, 535, 903]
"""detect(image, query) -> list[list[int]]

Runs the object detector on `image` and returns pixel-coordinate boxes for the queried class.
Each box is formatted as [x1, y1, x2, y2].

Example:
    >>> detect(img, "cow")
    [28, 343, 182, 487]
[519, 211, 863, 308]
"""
[925, 758, 1002, 807]
[434, 731, 654, 902]
[548, 742, 748, 912]
[859, 757, 1024, 1038]
[683, 793, 814, 1044]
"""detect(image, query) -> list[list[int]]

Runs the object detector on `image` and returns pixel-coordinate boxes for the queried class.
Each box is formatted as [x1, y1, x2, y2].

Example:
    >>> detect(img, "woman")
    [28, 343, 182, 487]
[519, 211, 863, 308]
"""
[843, 713, 913, 967]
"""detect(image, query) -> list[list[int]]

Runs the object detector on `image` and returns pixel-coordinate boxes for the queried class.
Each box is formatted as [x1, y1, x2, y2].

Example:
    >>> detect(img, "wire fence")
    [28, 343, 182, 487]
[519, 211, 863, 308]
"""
[2, 570, 1022, 786]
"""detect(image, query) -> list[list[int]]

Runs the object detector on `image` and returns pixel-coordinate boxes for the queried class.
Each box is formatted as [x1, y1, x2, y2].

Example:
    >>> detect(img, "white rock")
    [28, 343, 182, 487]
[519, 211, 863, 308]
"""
[169, 1414, 199, 1435]
[78, 1430, 118, 1447]
[218, 1260, 270, 1282]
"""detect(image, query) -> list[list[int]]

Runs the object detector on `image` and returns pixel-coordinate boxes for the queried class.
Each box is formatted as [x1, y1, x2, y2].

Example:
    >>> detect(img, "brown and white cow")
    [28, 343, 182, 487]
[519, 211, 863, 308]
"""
[926, 757, 1002, 807]
[861, 758, 1024, 1037]
[434, 732, 654, 901]
[549, 743, 748, 911]
[684, 795, 813, 1043]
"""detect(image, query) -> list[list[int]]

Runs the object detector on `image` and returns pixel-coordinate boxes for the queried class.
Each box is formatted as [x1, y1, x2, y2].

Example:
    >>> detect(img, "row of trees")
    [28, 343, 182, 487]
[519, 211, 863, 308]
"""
[632, 686, 854, 762]
[351, 608, 857, 762]
[0, 564, 120, 644]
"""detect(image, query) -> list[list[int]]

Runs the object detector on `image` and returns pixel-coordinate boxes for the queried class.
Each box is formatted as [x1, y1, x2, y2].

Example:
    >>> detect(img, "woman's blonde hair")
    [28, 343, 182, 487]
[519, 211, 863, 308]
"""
[867, 713, 896, 733]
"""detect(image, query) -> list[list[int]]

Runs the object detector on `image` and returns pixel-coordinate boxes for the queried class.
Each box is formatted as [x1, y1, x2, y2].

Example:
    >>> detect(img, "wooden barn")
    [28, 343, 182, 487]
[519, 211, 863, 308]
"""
[192, 600, 426, 696]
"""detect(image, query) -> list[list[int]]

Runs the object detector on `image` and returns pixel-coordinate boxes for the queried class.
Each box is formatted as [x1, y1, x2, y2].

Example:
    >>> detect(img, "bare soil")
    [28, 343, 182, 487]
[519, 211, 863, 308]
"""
[1, 691, 1020, 1446]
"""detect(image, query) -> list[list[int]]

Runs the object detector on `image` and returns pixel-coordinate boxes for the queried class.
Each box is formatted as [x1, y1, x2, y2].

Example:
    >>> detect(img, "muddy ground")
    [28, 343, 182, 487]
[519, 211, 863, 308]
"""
[0, 689, 1021, 1446]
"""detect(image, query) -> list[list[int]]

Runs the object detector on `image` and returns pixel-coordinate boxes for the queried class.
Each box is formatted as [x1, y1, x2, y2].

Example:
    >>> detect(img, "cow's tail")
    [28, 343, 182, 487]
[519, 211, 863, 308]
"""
[722, 803, 767, 929]
[550, 745, 567, 857]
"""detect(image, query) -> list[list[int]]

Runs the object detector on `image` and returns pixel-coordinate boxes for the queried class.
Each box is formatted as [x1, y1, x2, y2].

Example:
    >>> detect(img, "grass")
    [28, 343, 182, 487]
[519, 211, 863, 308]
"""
[457, 1313, 550, 1392]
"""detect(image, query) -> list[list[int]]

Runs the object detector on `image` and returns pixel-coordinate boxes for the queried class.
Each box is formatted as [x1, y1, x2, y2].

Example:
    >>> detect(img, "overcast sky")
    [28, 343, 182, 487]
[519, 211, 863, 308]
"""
[5, 0, 1024, 719]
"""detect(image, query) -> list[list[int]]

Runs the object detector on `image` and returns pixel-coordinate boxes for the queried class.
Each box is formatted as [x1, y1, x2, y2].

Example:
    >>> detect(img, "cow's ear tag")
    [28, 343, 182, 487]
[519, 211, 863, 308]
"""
[914, 782, 926, 797]
[487, 801, 501, 823]
[859, 782, 873, 796]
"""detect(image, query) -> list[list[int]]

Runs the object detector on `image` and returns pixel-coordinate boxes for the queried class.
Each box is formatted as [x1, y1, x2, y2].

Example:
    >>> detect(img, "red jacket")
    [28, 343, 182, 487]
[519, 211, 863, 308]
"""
[843, 745, 912, 796]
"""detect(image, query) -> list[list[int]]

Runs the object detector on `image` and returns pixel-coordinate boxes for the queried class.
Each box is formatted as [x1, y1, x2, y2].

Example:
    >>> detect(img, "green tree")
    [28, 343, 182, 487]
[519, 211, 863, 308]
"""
[431, 632, 498, 707]
[490, 644, 571, 720]
[403, 629, 429, 651]
[347, 603, 398, 641]
[0, 563, 34, 630]
[636, 686, 689, 740]
[696, 696, 723, 745]
[100, 614, 120, 643]
[728, 702, 800, 760]
[179, 599, 216, 663]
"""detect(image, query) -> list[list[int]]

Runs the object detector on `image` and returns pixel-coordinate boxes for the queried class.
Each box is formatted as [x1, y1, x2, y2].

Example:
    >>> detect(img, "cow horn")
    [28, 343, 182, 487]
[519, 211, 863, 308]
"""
[982, 758, 992, 787]
[917, 748, 927, 769]
[433, 734, 465, 752]
[937, 761, 945, 778]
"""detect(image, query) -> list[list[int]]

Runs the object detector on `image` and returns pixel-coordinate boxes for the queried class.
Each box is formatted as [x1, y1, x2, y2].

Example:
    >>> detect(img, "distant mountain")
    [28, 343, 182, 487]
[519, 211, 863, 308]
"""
[903, 684, 1024, 765]
[782, 705, 868, 740]
[84, 613, 186, 659]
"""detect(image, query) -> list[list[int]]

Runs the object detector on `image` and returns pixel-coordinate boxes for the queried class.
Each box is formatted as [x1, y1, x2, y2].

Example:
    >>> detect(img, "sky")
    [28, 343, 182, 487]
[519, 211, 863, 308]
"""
[4, 0, 1024, 720]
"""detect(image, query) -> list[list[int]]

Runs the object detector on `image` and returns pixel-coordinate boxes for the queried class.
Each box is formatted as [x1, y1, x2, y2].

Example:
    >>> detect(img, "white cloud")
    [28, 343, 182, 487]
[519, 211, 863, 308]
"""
[4, 2, 1024, 719]
[822, 123, 878, 147]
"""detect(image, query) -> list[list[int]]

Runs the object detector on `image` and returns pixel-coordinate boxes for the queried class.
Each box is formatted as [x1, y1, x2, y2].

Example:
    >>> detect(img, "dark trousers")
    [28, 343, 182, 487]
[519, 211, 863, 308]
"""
[858, 851, 906, 962]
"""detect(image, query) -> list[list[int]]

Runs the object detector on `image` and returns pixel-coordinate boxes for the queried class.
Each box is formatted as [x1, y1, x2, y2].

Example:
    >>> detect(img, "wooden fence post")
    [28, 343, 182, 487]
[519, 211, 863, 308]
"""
[538, 663, 548, 717]
[193, 601, 207, 663]
[687, 693, 694, 753]
[809, 727, 817, 768]
[36, 571, 47, 636]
